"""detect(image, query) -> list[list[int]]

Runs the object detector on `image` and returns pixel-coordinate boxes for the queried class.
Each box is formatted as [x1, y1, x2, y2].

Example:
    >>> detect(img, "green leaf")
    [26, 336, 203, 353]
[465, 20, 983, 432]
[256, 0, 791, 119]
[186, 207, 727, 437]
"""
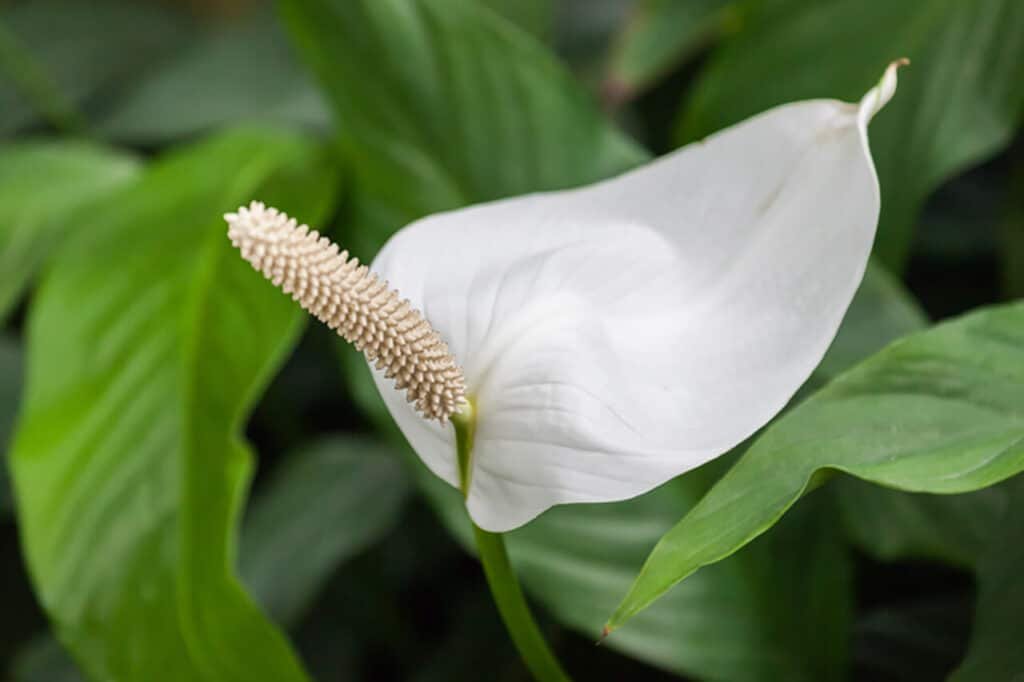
[813, 263, 1012, 570]
[411, 451, 852, 681]
[97, 9, 331, 144]
[10, 435, 405, 681]
[0, 0, 192, 134]
[239, 436, 409, 628]
[0, 334, 21, 513]
[10, 127, 339, 682]
[819, 263, 1010, 570]
[604, 0, 735, 103]
[949, 476, 1024, 681]
[280, 0, 644, 253]
[678, 0, 1024, 270]
[609, 301, 1024, 631]
[0, 140, 140, 322]
[516, 490, 851, 681]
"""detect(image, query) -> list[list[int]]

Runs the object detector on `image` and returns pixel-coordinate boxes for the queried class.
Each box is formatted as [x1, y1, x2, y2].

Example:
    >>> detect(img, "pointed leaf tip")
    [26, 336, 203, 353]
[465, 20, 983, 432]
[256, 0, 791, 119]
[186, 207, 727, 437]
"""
[858, 58, 909, 125]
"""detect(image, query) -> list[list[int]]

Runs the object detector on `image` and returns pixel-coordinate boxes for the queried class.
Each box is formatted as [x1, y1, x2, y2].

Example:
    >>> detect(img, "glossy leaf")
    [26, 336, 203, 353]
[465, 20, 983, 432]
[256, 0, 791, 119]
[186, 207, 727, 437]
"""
[0, 0, 192, 134]
[610, 301, 1024, 631]
[678, 0, 1024, 269]
[280, 0, 644, 254]
[0, 141, 139, 321]
[819, 263, 1010, 569]
[10, 436, 404, 680]
[604, 0, 734, 102]
[949, 477, 1024, 681]
[240, 436, 409, 627]
[10, 128, 338, 681]
[98, 10, 331, 144]
[412, 444, 851, 681]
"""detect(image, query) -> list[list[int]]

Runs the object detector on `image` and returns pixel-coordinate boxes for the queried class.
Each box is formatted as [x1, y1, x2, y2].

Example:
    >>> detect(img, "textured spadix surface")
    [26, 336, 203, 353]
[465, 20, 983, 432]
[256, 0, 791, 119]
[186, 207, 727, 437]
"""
[366, 63, 902, 532]
[227, 202, 466, 422]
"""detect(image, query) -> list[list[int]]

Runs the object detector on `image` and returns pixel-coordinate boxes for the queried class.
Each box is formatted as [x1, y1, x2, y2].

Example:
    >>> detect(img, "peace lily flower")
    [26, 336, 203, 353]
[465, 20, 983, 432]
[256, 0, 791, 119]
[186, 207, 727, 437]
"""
[228, 61, 903, 534]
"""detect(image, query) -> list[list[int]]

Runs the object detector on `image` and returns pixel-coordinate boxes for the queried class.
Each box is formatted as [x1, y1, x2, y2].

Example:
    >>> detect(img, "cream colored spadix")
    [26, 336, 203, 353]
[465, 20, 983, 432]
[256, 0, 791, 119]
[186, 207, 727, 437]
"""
[226, 201, 466, 422]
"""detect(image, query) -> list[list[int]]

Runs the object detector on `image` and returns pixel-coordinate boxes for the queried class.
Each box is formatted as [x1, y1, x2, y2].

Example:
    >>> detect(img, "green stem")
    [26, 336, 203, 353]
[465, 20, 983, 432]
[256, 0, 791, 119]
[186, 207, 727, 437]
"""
[452, 406, 571, 682]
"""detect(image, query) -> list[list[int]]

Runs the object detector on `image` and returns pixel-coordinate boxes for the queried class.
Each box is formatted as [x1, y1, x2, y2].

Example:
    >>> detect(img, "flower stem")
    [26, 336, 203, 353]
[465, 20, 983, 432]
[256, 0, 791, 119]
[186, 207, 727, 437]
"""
[451, 406, 572, 682]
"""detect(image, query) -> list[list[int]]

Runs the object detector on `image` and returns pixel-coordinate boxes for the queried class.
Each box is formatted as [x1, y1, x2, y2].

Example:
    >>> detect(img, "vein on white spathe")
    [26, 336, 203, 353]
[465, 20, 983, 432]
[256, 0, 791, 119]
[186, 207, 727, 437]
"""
[370, 62, 904, 532]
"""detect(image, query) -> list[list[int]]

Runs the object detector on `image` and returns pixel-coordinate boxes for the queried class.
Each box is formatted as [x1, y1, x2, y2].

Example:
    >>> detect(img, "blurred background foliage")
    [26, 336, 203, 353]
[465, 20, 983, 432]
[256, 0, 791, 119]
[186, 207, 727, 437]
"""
[0, 0, 1021, 680]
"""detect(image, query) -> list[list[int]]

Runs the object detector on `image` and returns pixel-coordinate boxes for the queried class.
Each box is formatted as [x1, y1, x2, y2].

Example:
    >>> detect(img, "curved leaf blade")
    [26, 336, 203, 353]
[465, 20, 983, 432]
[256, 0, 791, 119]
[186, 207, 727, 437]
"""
[10, 128, 338, 681]
[609, 301, 1024, 631]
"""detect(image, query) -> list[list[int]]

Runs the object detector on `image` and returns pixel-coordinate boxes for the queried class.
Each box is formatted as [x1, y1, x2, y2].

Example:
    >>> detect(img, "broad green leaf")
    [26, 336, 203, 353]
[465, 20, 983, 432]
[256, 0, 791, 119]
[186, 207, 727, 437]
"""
[816, 262, 1011, 569]
[10, 127, 338, 682]
[11, 436, 405, 681]
[0, 0, 192, 134]
[240, 436, 409, 627]
[412, 450, 851, 681]
[678, 0, 1024, 270]
[0, 141, 139, 322]
[280, 0, 644, 254]
[609, 301, 1024, 631]
[514, 490, 852, 681]
[98, 9, 331, 144]
[604, 0, 734, 102]
[0, 334, 20, 513]
[949, 476, 1024, 681]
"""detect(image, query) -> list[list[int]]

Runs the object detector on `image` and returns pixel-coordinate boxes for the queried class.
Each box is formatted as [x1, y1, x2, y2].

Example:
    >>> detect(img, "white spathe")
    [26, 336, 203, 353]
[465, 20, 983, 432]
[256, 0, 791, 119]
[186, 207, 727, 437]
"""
[370, 62, 903, 532]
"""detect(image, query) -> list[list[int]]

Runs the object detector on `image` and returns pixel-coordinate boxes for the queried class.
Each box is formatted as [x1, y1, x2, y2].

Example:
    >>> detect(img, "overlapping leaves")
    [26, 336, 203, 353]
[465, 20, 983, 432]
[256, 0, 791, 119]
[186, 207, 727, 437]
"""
[10, 129, 337, 681]
[610, 302, 1024, 631]
[281, 1, 945, 678]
